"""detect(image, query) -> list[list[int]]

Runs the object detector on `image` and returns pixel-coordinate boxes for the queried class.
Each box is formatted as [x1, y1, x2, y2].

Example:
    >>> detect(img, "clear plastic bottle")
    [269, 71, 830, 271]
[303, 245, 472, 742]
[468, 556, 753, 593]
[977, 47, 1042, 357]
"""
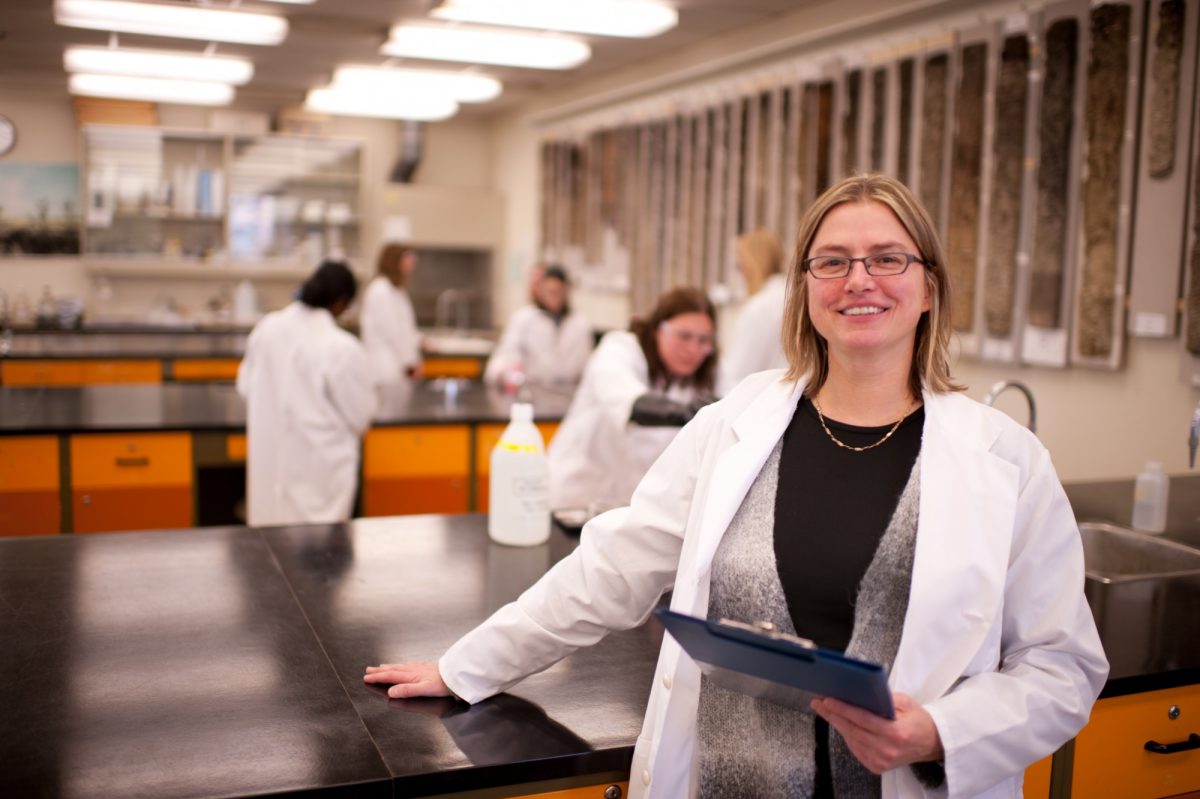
[1131, 461, 1169, 534]
[488, 402, 551, 546]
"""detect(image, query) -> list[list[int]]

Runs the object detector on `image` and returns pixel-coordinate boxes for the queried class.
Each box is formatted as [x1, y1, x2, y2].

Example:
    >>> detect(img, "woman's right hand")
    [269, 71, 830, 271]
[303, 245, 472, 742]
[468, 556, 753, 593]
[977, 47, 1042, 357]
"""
[364, 661, 452, 699]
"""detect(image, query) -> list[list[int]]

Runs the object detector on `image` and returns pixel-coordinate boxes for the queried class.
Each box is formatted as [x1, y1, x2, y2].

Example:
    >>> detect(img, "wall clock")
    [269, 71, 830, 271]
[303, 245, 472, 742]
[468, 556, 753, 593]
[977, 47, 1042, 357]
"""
[0, 115, 16, 156]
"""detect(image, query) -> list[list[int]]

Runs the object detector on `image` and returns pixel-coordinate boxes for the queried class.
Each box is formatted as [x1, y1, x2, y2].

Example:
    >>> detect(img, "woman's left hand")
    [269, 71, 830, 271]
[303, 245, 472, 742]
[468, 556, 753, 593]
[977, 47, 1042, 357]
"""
[811, 692, 943, 774]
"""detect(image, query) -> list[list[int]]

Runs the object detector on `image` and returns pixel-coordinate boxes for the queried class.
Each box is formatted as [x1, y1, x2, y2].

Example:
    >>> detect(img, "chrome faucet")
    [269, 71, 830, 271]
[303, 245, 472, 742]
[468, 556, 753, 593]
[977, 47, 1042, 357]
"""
[0, 289, 10, 356]
[1188, 402, 1200, 468]
[983, 380, 1037, 434]
[434, 288, 469, 332]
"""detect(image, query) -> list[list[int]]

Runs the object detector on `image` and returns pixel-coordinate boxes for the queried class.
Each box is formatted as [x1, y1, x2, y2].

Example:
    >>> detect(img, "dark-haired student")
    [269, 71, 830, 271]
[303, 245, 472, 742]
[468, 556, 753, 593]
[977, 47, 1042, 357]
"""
[237, 260, 377, 526]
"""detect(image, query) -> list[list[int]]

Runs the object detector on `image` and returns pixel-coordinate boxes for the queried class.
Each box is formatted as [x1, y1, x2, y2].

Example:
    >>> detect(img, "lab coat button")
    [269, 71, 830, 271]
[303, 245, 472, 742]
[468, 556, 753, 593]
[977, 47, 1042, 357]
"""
[642, 769, 651, 786]
[662, 673, 672, 690]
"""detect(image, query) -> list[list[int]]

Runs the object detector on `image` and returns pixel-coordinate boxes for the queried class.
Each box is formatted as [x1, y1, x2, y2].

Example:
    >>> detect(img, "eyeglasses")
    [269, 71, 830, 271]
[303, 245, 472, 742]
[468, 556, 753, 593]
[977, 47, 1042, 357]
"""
[659, 321, 714, 352]
[802, 252, 927, 279]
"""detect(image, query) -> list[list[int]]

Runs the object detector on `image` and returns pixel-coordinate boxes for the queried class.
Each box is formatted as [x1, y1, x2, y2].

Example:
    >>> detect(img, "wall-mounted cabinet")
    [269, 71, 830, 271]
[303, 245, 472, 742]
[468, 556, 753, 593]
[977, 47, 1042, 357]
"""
[81, 125, 364, 267]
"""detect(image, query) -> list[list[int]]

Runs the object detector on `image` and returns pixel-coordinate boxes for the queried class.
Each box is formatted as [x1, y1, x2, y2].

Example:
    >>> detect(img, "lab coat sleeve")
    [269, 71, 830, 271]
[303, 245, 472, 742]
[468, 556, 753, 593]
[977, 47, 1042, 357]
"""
[923, 446, 1108, 797]
[235, 324, 260, 399]
[483, 310, 527, 384]
[586, 334, 654, 429]
[438, 402, 715, 704]
[327, 340, 378, 436]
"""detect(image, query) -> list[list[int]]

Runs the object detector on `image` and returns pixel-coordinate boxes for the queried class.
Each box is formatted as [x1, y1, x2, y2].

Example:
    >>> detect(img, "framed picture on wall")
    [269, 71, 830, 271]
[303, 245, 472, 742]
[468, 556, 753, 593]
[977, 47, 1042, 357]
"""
[0, 162, 81, 255]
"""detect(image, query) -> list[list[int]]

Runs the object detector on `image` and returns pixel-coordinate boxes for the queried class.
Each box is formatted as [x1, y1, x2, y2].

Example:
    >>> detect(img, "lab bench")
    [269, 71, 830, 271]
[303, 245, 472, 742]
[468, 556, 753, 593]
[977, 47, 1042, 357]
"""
[0, 381, 568, 535]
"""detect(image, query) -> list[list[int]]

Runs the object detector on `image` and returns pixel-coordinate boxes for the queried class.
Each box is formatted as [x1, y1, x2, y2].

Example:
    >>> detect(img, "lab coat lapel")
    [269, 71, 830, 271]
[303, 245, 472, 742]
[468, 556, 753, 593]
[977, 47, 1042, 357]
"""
[890, 390, 1020, 702]
[692, 377, 804, 584]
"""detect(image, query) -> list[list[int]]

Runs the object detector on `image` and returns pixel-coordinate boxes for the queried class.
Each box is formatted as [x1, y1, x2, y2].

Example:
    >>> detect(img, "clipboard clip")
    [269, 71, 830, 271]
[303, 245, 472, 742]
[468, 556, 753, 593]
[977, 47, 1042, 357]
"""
[718, 618, 817, 650]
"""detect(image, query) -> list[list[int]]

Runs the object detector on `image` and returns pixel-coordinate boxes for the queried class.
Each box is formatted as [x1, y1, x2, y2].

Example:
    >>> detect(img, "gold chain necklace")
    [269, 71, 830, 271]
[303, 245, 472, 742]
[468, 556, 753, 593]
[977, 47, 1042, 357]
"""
[811, 397, 912, 453]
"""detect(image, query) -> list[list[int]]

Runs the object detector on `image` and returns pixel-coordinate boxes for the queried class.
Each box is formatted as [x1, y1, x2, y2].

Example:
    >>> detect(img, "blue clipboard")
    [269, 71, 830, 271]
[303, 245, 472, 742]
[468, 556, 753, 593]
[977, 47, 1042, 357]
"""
[655, 608, 895, 719]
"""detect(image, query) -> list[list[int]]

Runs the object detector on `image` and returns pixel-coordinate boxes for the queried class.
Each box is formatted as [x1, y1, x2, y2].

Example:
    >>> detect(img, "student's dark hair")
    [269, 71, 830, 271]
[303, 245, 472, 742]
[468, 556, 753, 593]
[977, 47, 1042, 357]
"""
[299, 260, 358, 311]
[542, 264, 569, 284]
[631, 286, 717, 392]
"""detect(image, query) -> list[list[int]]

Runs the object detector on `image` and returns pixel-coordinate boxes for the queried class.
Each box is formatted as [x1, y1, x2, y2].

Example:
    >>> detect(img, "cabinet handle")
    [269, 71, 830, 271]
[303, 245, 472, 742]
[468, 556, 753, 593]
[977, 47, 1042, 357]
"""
[1144, 733, 1200, 755]
[114, 456, 150, 468]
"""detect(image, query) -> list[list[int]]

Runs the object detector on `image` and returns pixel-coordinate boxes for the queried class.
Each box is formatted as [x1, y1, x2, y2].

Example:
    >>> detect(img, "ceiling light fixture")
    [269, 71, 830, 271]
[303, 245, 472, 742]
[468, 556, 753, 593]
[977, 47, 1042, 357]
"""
[69, 73, 235, 105]
[430, 0, 678, 38]
[331, 66, 502, 103]
[55, 0, 288, 46]
[382, 24, 590, 70]
[64, 46, 254, 85]
[304, 89, 459, 121]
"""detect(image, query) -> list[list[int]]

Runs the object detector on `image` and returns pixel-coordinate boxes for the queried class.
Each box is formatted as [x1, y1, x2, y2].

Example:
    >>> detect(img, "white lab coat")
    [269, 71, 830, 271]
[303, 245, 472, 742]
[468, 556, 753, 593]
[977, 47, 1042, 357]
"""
[440, 370, 1109, 798]
[236, 302, 377, 526]
[718, 273, 788, 395]
[546, 330, 702, 510]
[360, 275, 421, 386]
[483, 305, 593, 386]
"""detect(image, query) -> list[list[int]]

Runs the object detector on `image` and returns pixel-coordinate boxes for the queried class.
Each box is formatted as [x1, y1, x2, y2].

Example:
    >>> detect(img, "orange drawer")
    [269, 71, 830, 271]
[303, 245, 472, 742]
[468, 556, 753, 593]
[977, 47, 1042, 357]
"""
[70, 433, 193, 489]
[0, 491, 61, 536]
[82, 360, 162, 384]
[226, 433, 247, 461]
[1073, 685, 1200, 799]
[0, 436, 59, 491]
[363, 476, 468, 516]
[2, 360, 86, 386]
[73, 485, 193, 533]
[364, 426, 469, 478]
[173, 358, 241, 381]
[423, 357, 483, 379]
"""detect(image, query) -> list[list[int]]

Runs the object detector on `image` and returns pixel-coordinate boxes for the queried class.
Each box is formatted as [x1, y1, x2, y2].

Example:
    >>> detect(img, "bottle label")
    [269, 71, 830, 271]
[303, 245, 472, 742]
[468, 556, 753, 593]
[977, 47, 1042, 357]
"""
[496, 441, 540, 453]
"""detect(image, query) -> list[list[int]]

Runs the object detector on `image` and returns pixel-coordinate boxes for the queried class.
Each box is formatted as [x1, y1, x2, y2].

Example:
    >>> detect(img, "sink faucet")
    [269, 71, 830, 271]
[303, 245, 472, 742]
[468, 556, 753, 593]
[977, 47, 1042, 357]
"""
[1189, 402, 1200, 468]
[983, 380, 1037, 434]
[434, 288, 469, 332]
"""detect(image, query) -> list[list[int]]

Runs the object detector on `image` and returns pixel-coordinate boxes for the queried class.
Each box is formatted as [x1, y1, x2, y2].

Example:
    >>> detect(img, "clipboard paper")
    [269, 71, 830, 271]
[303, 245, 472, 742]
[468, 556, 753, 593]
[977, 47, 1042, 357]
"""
[656, 609, 895, 719]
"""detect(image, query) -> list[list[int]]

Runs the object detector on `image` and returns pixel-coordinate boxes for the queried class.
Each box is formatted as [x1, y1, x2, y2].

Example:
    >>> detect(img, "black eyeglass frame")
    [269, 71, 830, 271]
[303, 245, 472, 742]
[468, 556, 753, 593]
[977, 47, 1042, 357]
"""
[801, 252, 930, 279]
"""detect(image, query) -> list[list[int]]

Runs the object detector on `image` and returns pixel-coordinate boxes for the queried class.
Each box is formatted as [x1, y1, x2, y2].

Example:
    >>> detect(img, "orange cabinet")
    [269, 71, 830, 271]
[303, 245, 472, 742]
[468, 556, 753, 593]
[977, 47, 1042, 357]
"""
[474, 421, 559, 511]
[362, 426, 470, 515]
[512, 781, 627, 798]
[1073, 684, 1200, 799]
[1022, 753, 1052, 799]
[423, 357, 483, 379]
[0, 436, 61, 535]
[70, 432, 193, 533]
[172, 358, 241, 381]
[2, 359, 161, 386]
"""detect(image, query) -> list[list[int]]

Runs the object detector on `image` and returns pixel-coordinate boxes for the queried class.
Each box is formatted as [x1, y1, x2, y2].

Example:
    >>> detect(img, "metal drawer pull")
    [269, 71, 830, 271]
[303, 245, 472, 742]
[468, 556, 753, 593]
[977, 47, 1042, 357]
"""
[114, 456, 150, 468]
[1144, 733, 1200, 755]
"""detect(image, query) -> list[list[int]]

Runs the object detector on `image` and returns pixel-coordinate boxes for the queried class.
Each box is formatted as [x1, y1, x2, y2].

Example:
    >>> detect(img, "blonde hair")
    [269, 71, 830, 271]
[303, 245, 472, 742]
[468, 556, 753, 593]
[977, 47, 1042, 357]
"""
[782, 173, 963, 397]
[377, 244, 413, 287]
[736, 228, 784, 295]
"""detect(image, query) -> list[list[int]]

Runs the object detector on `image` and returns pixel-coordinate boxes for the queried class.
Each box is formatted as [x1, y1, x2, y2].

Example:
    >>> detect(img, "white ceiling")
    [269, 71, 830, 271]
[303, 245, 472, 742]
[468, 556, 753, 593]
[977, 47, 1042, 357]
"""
[0, 0, 805, 117]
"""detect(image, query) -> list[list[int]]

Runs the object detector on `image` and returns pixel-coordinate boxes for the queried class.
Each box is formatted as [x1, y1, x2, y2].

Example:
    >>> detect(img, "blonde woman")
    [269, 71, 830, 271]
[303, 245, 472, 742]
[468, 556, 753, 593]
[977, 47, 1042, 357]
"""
[718, 227, 787, 394]
[360, 244, 422, 386]
[367, 175, 1106, 798]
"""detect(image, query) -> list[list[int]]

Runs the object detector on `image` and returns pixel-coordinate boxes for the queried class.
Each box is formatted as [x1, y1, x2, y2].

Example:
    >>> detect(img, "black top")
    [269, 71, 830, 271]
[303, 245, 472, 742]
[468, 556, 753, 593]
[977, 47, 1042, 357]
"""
[773, 396, 924, 651]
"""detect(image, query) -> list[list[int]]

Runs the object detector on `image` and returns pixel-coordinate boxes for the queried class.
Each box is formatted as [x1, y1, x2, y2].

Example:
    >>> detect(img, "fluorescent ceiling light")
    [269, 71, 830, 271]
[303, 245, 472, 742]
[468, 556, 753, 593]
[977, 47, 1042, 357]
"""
[382, 24, 590, 70]
[331, 66, 502, 103]
[431, 0, 678, 38]
[64, 46, 254, 85]
[70, 73, 235, 105]
[305, 89, 458, 121]
[55, 0, 288, 46]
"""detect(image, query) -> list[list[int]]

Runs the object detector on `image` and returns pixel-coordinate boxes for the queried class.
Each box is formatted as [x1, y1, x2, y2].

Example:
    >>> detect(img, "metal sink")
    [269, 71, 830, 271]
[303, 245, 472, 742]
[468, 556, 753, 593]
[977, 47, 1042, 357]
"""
[1080, 521, 1200, 581]
[1078, 522, 1200, 677]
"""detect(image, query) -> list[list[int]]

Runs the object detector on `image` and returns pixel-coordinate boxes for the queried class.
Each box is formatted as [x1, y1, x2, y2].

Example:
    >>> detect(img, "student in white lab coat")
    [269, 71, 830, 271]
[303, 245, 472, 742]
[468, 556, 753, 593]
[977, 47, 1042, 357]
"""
[237, 260, 377, 527]
[366, 175, 1107, 798]
[483, 265, 593, 387]
[545, 286, 718, 511]
[360, 243, 422, 386]
[718, 227, 788, 395]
